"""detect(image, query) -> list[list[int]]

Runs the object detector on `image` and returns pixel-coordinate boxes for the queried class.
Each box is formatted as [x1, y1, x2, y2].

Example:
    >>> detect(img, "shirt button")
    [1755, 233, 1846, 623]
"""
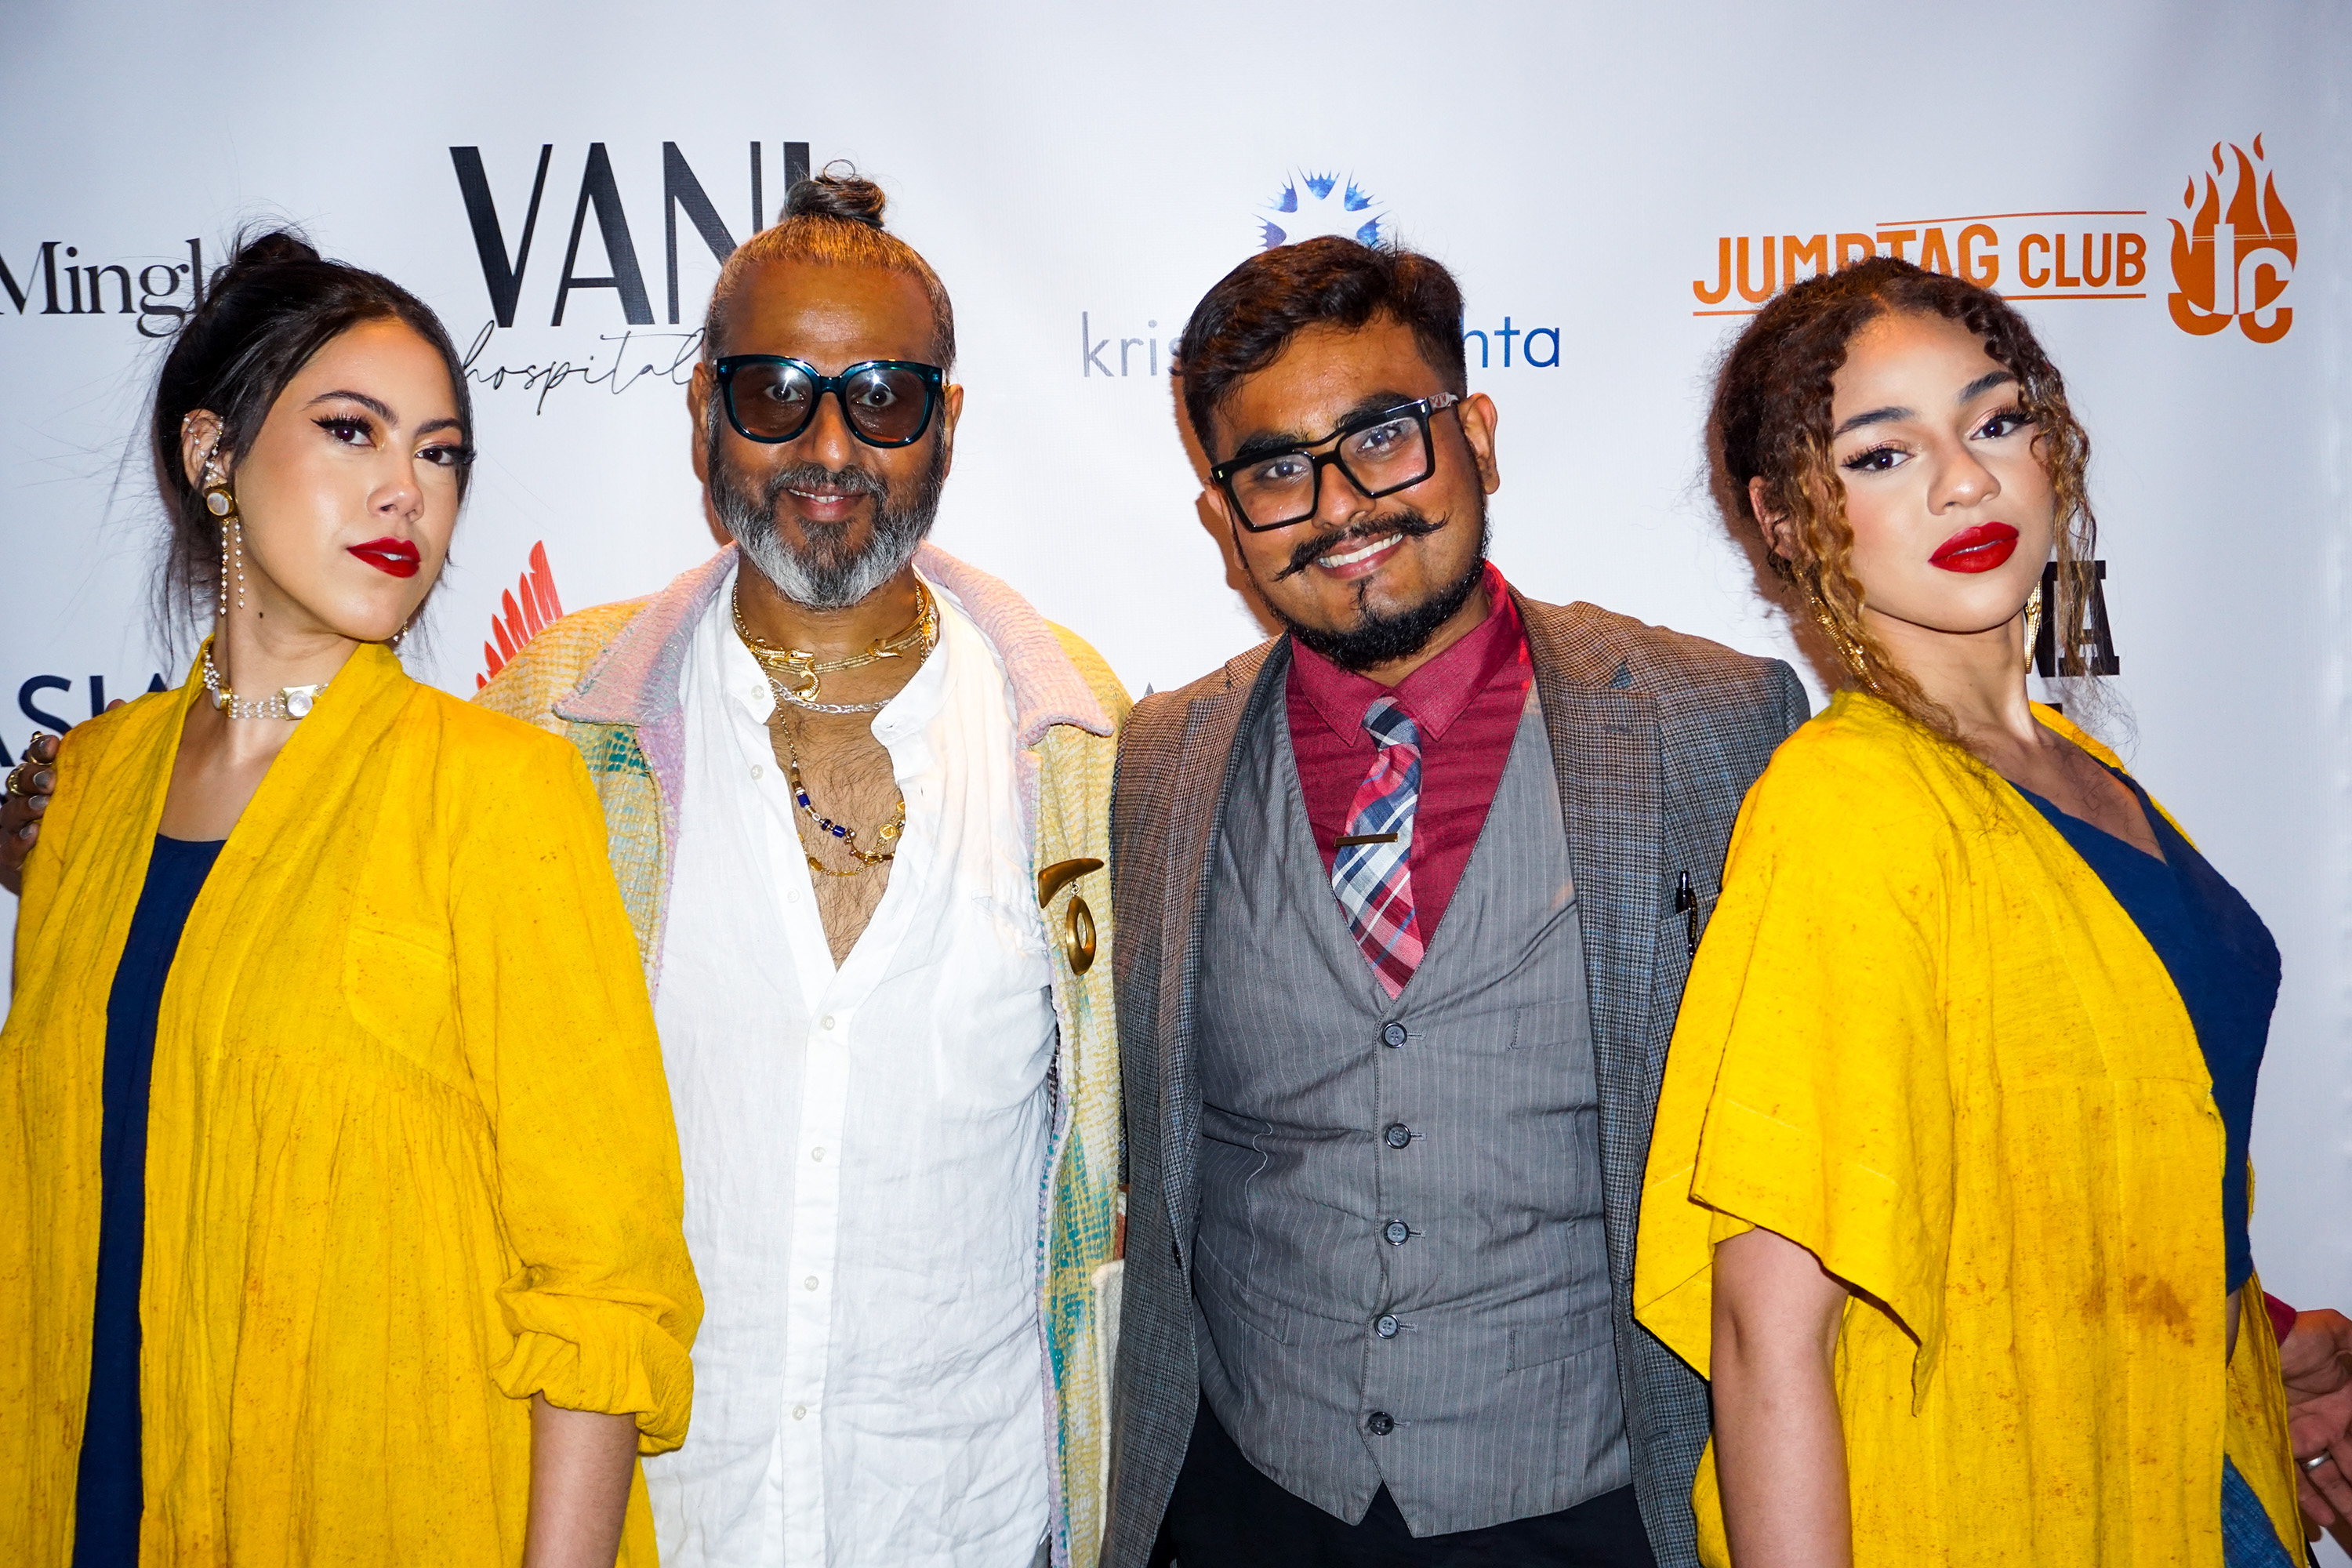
[1381, 1022, 1409, 1048]
[804, 1276, 820, 1291]
[1375, 1314, 1400, 1339]
[1384, 1123, 1412, 1149]
[787, 889, 801, 904]
[1366, 1411, 1396, 1436]
[791, 1404, 808, 1421]
[811, 1147, 826, 1162]
[750, 764, 764, 779]
[821, 1015, 837, 1031]
[1382, 1220, 1410, 1247]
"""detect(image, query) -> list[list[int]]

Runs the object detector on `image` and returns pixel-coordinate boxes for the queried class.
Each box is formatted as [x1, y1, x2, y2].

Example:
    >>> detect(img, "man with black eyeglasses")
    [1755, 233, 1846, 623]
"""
[1102, 238, 1809, 1568]
[471, 170, 1127, 1568]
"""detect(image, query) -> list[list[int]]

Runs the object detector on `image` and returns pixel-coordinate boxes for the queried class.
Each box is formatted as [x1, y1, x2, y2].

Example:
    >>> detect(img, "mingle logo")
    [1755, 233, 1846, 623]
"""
[2167, 136, 2294, 342]
[1256, 171, 1387, 249]
[1687, 135, 2295, 345]
[0, 238, 211, 338]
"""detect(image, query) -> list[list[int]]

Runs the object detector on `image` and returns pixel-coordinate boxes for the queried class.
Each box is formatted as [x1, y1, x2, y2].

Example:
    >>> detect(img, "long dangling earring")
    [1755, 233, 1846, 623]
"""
[203, 463, 244, 612]
[2020, 585, 2045, 675]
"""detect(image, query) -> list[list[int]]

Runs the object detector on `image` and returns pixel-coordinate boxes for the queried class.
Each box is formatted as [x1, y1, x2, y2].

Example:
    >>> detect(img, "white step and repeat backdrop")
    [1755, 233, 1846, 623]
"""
[6, 0, 2349, 1344]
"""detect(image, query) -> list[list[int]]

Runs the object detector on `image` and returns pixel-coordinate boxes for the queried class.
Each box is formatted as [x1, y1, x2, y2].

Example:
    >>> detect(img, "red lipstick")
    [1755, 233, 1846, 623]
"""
[348, 538, 421, 579]
[1929, 522, 2019, 574]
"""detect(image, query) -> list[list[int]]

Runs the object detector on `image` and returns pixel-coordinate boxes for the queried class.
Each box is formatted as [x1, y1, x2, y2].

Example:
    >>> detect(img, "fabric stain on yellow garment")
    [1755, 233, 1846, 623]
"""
[1635, 691, 2299, 1566]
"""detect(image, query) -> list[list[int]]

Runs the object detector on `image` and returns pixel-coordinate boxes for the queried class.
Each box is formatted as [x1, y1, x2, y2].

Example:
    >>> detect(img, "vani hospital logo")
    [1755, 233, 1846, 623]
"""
[1685, 136, 2297, 343]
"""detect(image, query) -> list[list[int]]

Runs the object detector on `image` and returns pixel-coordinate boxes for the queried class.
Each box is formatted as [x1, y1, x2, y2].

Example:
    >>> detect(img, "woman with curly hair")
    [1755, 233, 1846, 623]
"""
[1632, 256, 2346, 1566]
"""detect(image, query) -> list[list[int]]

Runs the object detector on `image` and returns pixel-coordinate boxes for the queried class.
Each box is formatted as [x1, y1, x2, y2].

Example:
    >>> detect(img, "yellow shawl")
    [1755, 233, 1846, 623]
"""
[1635, 692, 2299, 1566]
[0, 644, 699, 1564]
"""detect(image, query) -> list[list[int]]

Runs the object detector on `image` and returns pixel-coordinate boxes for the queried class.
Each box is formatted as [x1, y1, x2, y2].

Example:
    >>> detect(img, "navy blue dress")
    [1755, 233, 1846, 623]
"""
[74, 835, 225, 1567]
[2013, 770, 2278, 1293]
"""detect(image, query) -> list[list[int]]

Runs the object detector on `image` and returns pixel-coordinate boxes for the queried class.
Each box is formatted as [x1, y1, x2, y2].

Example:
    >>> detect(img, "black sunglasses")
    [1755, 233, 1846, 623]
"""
[713, 356, 946, 448]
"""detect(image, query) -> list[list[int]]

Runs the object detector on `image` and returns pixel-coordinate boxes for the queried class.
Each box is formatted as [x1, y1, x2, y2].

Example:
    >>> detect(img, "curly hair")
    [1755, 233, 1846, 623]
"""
[1709, 256, 2098, 740]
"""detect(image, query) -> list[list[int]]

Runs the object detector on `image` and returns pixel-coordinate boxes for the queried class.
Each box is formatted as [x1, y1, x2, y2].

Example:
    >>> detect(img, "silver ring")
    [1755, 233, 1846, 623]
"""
[2307, 1452, 2331, 1473]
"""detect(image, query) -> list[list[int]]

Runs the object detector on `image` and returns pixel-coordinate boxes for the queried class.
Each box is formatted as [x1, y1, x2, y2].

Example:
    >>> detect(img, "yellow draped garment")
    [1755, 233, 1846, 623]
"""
[0, 645, 701, 1564]
[1635, 692, 2300, 1566]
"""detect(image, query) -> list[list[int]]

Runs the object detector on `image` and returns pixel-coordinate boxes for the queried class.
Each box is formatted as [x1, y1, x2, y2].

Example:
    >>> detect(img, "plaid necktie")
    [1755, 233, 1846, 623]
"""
[1331, 696, 1425, 998]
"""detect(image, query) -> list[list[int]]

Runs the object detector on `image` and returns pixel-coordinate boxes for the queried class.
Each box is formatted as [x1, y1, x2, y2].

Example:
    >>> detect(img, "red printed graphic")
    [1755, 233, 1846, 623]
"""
[2168, 136, 2295, 343]
[476, 541, 565, 690]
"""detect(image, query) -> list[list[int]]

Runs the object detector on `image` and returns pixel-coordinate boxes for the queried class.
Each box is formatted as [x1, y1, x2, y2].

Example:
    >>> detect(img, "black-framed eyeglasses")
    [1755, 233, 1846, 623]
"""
[1209, 394, 1463, 532]
[713, 355, 946, 448]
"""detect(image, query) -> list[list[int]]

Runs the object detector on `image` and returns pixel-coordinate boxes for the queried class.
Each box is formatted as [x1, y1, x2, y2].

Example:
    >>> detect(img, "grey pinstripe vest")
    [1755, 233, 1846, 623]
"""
[1191, 687, 1631, 1537]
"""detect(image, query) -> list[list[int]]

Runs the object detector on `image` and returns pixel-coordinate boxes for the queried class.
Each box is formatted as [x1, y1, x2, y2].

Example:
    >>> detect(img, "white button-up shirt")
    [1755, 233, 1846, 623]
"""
[644, 564, 1058, 1567]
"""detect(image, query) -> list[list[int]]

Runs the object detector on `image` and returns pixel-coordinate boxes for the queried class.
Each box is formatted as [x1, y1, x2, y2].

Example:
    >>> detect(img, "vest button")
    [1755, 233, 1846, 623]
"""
[1383, 1123, 1411, 1149]
[1381, 1022, 1409, 1047]
[1366, 1410, 1396, 1436]
[1382, 1220, 1410, 1246]
[1375, 1313, 1400, 1338]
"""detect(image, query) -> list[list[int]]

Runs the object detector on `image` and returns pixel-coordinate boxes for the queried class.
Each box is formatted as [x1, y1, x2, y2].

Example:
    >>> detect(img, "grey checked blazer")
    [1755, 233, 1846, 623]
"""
[1102, 592, 1809, 1568]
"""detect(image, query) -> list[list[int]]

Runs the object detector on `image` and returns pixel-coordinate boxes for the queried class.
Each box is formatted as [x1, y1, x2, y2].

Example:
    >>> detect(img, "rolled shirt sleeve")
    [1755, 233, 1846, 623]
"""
[451, 736, 702, 1453]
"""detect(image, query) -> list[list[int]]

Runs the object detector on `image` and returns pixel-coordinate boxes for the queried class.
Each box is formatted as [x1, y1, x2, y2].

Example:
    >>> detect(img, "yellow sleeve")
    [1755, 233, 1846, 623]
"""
[1637, 725, 1958, 1396]
[448, 731, 702, 1454]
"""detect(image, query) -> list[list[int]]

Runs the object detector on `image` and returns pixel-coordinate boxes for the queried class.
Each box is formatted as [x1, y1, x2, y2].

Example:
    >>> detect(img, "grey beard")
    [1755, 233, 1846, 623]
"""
[707, 440, 946, 611]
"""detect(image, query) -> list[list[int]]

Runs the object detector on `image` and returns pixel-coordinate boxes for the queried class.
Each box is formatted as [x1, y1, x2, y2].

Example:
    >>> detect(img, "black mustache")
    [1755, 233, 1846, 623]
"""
[1275, 511, 1446, 581]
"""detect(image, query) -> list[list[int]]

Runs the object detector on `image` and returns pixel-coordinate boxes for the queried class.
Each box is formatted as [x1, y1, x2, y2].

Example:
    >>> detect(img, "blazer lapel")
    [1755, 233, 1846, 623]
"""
[1157, 640, 1286, 1268]
[1519, 598, 1664, 1289]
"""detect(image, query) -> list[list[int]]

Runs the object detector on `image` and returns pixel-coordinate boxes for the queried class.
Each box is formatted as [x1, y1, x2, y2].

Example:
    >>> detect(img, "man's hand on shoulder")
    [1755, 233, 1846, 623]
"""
[0, 729, 64, 896]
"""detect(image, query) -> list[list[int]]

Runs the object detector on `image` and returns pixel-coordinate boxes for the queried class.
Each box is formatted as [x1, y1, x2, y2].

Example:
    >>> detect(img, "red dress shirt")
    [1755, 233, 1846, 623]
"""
[1287, 563, 1534, 946]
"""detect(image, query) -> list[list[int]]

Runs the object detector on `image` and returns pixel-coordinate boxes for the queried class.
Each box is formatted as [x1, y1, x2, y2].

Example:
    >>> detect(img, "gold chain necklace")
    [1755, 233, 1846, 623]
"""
[775, 715, 905, 877]
[733, 580, 938, 710]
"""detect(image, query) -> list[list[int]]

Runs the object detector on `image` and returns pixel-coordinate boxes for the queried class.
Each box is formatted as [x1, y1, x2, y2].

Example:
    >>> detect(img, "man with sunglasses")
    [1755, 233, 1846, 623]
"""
[470, 172, 1127, 1568]
[1102, 238, 1809, 1568]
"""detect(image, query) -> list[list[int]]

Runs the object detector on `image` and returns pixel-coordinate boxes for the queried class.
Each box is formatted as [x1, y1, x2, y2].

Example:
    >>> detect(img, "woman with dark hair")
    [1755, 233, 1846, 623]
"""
[1632, 256, 2347, 1566]
[0, 230, 699, 1566]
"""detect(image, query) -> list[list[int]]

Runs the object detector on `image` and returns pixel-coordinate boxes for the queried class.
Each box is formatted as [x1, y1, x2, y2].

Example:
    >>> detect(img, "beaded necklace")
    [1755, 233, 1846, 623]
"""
[776, 717, 904, 877]
[735, 582, 936, 877]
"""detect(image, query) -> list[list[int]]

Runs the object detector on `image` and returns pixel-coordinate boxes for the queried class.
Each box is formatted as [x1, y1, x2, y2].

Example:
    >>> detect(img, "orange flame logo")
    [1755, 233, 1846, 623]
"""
[2169, 135, 2296, 342]
[476, 541, 565, 690]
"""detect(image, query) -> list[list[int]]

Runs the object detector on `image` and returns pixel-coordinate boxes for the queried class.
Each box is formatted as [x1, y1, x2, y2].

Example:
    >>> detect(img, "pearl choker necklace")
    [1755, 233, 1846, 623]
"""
[202, 646, 328, 720]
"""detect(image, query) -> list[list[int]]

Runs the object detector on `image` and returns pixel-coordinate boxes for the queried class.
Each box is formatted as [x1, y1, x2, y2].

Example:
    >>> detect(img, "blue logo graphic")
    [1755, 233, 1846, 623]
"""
[1258, 171, 1388, 249]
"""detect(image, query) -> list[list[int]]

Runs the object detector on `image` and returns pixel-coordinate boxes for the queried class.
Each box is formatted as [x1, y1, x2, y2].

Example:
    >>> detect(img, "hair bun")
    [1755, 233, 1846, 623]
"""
[783, 165, 887, 230]
[223, 227, 323, 272]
